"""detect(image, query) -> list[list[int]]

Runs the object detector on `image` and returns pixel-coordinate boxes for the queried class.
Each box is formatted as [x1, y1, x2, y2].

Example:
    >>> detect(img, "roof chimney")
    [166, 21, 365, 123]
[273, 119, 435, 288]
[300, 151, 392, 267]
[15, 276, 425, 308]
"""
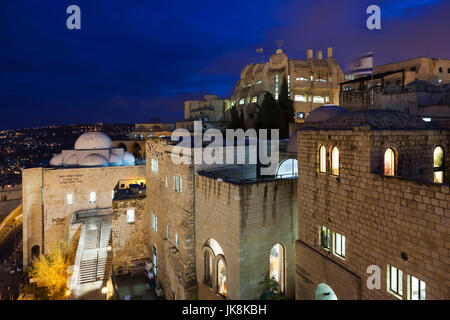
[327, 47, 333, 58]
[316, 50, 323, 59]
[307, 49, 313, 59]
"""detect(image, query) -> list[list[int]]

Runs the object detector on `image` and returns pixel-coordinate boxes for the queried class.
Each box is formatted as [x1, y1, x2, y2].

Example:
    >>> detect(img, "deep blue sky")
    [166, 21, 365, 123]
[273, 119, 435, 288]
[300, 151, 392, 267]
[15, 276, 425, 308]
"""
[1, 0, 449, 129]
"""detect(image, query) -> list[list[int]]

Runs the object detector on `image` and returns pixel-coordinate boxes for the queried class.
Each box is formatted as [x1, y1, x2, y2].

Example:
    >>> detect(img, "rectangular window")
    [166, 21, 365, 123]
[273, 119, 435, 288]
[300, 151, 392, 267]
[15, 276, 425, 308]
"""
[296, 112, 305, 119]
[325, 96, 329, 102]
[387, 265, 403, 298]
[165, 176, 168, 187]
[66, 193, 73, 206]
[175, 233, 179, 247]
[333, 232, 346, 259]
[152, 213, 158, 232]
[151, 158, 158, 174]
[178, 177, 182, 194]
[89, 192, 96, 204]
[319, 226, 330, 250]
[294, 95, 306, 102]
[296, 77, 308, 81]
[166, 224, 170, 240]
[313, 96, 325, 104]
[174, 176, 178, 192]
[408, 276, 426, 300]
[126, 209, 135, 224]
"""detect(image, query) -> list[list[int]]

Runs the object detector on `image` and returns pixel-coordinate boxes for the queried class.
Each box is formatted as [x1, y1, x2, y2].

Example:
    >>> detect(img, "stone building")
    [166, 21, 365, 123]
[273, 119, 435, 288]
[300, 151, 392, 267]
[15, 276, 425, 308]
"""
[0, 184, 21, 222]
[295, 106, 450, 300]
[22, 132, 145, 267]
[111, 178, 148, 276]
[145, 134, 298, 299]
[229, 47, 344, 127]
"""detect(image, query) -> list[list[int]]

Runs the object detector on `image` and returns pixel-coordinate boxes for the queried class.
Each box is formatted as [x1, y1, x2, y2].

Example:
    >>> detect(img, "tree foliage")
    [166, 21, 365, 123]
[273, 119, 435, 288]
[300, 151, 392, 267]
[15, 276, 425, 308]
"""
[259, 273, 285, 300]
[227, 106, 245, 130]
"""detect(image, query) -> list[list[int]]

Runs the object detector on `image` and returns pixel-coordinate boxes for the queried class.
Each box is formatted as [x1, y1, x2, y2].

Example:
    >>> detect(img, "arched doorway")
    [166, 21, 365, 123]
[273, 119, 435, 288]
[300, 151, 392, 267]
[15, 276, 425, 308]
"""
[269, 243, 285, 293]
[315, 283, 338, 300]
[276, 158, 298, 178]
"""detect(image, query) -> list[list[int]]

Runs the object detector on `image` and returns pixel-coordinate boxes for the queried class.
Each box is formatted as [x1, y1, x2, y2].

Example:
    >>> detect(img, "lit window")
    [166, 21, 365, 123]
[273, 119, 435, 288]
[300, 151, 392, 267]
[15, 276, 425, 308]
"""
[205, 251, 213, 285]
[310, 75, 314, 81]
[178, 177, 182, 194]
[89, 192, 96, 204]
[433, 146, 444, 183]
[152, 213, 158, 232]
[151, 158, 158, 174]
[387, 265, 403, 298]
[331, 147, 339, 175]
[175, 233, 179, 247]
[294, 95, 306, 102]
[126, 209, 135, 224]
[313, 96, 325, 104]
[307, 95, 312, 102]
[166, 224, 170, 239]
[165, 176, 168, 187]
[319, 226, 330, 250]
[66, 193, 73, 206]
[269, 243, 285, 293]
[333, 233, 345, 259]
[239, 98, 245, 105]
[296, 77, 308, 81]
[325, 96, 329, 102]
[319, 145, 326, 173]
[296, 112, 305, 119]
[217, 258, 227, 296]
[384, 148, 396, 176]
[408, 275, 426, 300]
[255, 80, 262, 85]
[251, 96, 258, 103]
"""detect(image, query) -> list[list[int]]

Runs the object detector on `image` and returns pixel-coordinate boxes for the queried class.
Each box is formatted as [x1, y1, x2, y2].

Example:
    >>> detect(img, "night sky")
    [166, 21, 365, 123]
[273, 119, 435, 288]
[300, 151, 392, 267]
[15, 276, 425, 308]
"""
[1, 0, 449, 129]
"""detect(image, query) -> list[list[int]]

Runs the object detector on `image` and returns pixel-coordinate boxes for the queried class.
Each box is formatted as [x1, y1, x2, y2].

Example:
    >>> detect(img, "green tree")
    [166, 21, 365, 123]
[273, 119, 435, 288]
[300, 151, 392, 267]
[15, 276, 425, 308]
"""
[227, 106, 245, 130]
[278, 77, 295, 139]
[260, 273, 285, 300]
[255, 92, 283, 138]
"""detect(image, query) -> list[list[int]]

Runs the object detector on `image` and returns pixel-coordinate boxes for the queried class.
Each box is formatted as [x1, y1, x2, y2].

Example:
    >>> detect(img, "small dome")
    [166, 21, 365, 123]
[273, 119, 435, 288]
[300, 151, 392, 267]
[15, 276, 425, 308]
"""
[74, 132, 113, 150]
[305, 105, 348, 123]
[79, 153, 109, 167]
[50, 153, 63, 166]
[109, 153, 123, 166]
[122, 151, 135, 166]
[63, 153, 78, 167]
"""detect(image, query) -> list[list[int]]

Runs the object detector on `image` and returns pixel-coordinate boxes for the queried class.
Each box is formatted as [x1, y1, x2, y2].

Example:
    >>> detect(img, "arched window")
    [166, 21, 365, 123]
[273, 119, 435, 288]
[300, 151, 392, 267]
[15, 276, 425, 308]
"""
[319, 145, 327, 173]
[384, 148, 396, 176]
[276, 159, 298, 178]
[331, 147, 339, 175]
[204, 251, 213, 285]
[217, 258, 227, 296]
[434, 146, 444, 183]
[269, 243, 285, 293]
[315, 283, 338, 300]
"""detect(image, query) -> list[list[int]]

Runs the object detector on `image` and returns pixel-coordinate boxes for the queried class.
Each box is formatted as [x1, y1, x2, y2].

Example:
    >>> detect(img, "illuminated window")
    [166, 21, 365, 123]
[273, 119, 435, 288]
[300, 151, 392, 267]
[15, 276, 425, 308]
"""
[433, 146, 444, 183]
[174, 176, 182, 194]
[217, 258, 227, 296]
[251, 96, 258, 103]
[126, 209, 135, 224]
[151, 158, 158, 174]
[387, 265, 403, 298]
[165, 176, 168, 187]
[319, 226, 330, 250]
[296, 112, 305, 119]
[89, 192, 96, 204]
[296, 77, 308, 81]
[333, 233, 345, 259]
[408, 275, 426, 300]
[204, 251, 213, 285]
[66, 193, 73, 206]
[319, 145, 326, 173]
[276, 158, 298, 178]
[331, 147, 339, 175]
[152, 213, 157, 232]
[269, 243, 285, 293]
[275, 74, 279, 100]
[310, 75, 314, 81]
[313, 96, 325, 103]
[294, 95, 306, 102]
[325, 96, 329, 102]
[175, 233, 179, 247]
[384, 148, 396, 176]
[239, 98, 245, 105]
[166, 224, 170, 239]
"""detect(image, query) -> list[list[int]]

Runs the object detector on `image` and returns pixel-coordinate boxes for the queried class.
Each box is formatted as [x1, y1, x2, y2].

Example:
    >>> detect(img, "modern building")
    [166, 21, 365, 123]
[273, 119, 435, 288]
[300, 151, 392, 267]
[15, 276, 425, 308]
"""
[294, 106, 449, 300]
[228, 47, 344, 127]
[22, 132, 145, 267]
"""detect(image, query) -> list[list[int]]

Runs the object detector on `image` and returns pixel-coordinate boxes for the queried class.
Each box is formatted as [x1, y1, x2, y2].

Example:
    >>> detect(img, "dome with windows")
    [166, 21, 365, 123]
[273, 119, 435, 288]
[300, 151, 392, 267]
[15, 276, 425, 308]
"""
[49, 132, 136, 168]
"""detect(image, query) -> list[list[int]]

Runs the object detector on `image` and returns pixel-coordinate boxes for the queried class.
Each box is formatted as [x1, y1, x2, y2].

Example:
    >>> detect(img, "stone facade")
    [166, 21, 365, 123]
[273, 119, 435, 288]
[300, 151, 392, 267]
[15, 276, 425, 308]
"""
[195, 174, 297, 300]
[22, 165, 145, 267]
[112, 196, 149, 275]
[295, 118, 450, 300]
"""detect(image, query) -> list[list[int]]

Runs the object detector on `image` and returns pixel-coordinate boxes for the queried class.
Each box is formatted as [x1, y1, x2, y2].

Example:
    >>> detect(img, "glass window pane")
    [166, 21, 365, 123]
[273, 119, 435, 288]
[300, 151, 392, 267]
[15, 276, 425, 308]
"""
[391, 267, 397, 292]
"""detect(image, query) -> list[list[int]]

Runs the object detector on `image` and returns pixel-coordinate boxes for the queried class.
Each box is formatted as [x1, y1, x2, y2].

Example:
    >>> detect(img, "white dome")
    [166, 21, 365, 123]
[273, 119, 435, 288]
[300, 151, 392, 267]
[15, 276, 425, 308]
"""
[122, 151, 135, 166]
[79, 153, 109, 167]
[50, 153, 63, 166]
[63, 153, 78, 167]
[109, 153, 123, 166]
[74, 132, 113, 150]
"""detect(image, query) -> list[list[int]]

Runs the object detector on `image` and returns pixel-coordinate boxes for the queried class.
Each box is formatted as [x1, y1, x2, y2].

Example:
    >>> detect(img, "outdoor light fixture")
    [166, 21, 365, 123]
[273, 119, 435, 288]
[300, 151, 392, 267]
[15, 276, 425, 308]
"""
[66, 290, 71, 296]
[101, 287, 108, 294]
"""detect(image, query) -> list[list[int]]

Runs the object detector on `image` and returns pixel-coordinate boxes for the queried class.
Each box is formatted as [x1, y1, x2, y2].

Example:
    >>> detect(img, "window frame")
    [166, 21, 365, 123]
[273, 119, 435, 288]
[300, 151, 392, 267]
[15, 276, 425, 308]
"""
[384, 148, 397, 176]
[387, 265, 403, 299]
[331, 146, 339, 176]
[89, 191, 96, 204]
[333, 232, 346, 259]
[319, 145, 327, 173]
[126, 208, 135, 224]
[433, 146, 444, 183]
[66, 193, 74, 206]
[408, 275, 426, 300]
[319, 226, 330, 251]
